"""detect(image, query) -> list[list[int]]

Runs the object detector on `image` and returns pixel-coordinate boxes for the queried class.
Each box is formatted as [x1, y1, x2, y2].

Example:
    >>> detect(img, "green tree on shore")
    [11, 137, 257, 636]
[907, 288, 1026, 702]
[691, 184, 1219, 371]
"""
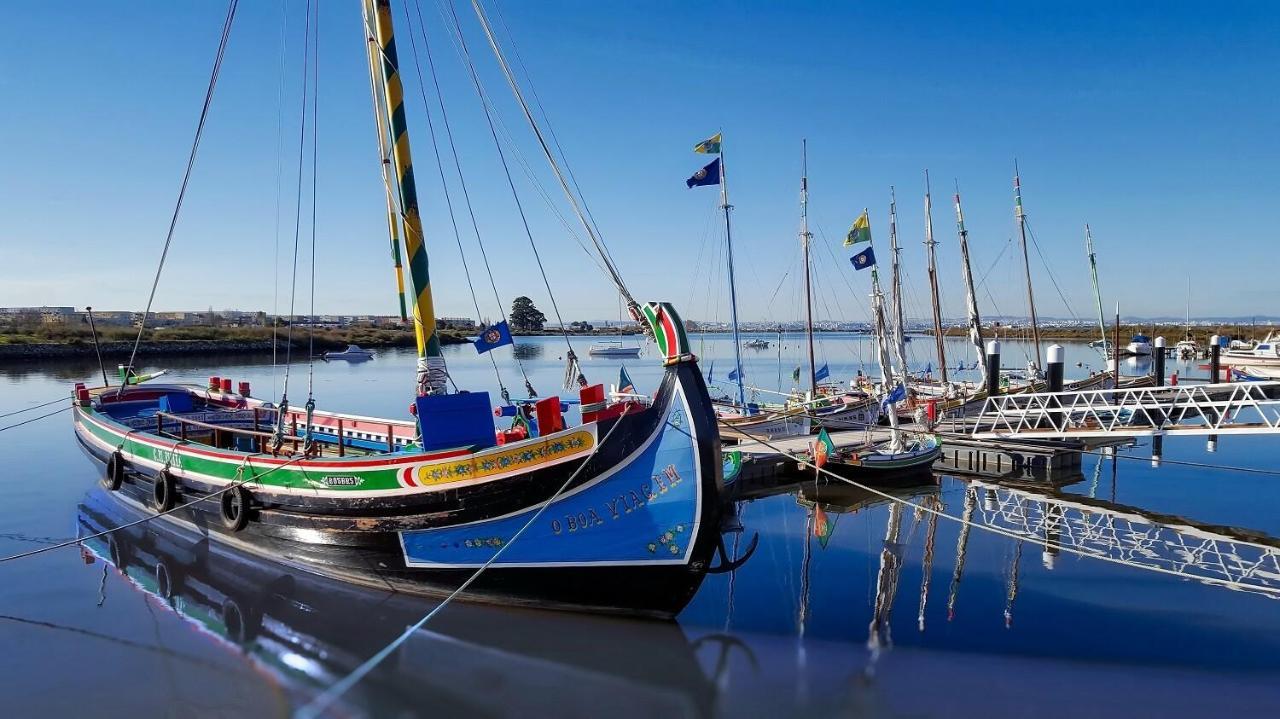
[510, 296, 547, 332]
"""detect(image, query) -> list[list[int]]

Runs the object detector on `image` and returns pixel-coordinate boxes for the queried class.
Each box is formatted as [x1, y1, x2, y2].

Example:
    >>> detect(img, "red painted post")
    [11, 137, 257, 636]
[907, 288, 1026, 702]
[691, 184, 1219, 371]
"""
[337, 418, 345, 457]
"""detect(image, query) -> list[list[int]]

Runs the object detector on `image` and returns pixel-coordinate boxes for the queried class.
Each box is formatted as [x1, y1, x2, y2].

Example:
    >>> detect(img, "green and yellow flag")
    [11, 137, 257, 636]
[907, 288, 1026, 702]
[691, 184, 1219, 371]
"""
[693, 132, 722, 154]
[844, 210, 871, 246]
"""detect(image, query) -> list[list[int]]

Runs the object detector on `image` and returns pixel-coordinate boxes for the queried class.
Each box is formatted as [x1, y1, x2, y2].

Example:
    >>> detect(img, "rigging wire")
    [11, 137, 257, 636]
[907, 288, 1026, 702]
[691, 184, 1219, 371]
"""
[304, 0, 321, 450]
[436, 0, 583, 386]
[275, 0, 317, 451]
[401, 0, 531, 399]
[117, 0, 239, 395]
[1024, 218, 1081, 322]
[294, 404, 634, 719]
[270, 0, 292, 400]
[466, 0, 635, 313]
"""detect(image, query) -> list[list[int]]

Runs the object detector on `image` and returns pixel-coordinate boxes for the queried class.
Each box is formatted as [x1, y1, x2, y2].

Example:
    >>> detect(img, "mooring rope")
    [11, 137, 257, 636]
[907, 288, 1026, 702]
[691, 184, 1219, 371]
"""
[0, 454, 304, 564]
[118, 0, 239, 396]
[0, 404, 72, 434]
[721, 418, 1280, 596]
[0, 396, 69, 420]
[294, 405, 632, 718]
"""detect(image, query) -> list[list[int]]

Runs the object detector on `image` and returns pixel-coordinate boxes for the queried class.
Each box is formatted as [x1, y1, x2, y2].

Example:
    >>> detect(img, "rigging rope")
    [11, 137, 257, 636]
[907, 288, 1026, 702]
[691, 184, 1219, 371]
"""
[437, 0, 584, 388]
[270, 0, 291, 400]
[466, 0, 637, 319]
[303, 0, 321, 452]
[1024, 218, 1081, 322]
[275, 0, 317, 452]
[294, 404, 633, 718]
[117, 0, 239, 397]
[401, 0, 532, 400]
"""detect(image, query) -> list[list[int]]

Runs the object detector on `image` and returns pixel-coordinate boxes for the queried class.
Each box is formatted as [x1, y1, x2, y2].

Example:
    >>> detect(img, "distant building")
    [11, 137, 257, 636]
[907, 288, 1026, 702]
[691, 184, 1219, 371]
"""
[0, 306, 77, 324]
[437, 317, 476, 330]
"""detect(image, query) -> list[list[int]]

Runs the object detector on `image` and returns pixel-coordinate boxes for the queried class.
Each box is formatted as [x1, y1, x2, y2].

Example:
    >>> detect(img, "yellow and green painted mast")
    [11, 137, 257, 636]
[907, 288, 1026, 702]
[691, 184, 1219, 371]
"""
[361, 1, 408, 322]
[364, 0, 445, 394]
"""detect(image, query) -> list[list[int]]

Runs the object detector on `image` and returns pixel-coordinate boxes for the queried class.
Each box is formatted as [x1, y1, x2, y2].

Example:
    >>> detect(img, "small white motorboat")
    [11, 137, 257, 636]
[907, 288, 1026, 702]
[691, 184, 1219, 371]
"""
[1224, 332, 1280, 366]
[1175, 339, 1199, 359]
[1124, 334, 1153, 356]
[743, 338, 771, 350]
[587, 341, 641, 358]
[323, 344, 375, 361]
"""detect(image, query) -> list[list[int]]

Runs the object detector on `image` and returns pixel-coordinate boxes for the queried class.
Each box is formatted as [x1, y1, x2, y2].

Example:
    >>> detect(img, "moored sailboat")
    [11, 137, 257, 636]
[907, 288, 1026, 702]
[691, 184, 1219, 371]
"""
[71, 0, 724, 617]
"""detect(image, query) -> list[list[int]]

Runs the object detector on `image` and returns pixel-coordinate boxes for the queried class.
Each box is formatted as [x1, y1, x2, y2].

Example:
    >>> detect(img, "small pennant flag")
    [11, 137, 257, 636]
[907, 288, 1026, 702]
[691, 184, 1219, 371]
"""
[814, 506, 837, 548]
[792, 365, 801, 383]
[844, 210, 871, 246]
[686, 158, 721, 188]
[850, 247, 877, 270]
[728, 366, 742, 382]
[706, 361, 714, 382]
[881, 382, 906, 409]
[618, 366, 635, 394]
[812, 427, 836, 469]
[473, 320, 514, 354]
[815, 363, 830, 382]
[693, 132, 722, 154]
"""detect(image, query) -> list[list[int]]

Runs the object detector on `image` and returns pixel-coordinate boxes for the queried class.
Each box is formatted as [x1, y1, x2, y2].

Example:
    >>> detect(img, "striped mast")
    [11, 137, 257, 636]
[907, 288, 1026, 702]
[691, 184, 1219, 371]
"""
[1014, 162, 1043, 369]
[953, 185, 986, 379]
[367, 0, 445, 394]
[361, 1, 408, 322]
[923, 170, 948, 383]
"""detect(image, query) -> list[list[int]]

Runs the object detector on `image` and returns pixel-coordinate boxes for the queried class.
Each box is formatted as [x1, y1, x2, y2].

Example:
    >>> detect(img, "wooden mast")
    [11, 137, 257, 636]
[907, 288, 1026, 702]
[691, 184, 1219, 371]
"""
[1014, 162, 1043, 369]
[924, 170, 948, 383]
[887, 189, 909, 383]
[953, 185, 986, 380]
[800, 140, 817, 395]
[366, 0, 445, 395]
[1085, 224, 1108, 355]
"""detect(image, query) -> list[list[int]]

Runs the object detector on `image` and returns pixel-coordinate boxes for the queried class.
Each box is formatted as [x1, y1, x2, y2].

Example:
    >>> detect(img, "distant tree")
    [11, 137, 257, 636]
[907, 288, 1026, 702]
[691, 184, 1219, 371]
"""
[510, 296, 547, 332]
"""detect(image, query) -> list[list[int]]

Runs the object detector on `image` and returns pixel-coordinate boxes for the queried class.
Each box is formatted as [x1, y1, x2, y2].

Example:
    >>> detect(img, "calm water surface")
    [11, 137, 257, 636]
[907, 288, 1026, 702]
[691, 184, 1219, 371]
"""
[2, 335, 1278, 717]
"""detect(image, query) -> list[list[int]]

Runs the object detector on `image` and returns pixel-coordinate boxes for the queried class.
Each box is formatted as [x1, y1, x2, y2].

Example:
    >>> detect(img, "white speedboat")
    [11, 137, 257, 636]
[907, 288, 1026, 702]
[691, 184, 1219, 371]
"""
[1175, 339, 1199, 359]
[743, 338, 771, 350]
[1124, 334, 1153, 356]
[587, 341, 641, 358]
[1223, 332, 1280, 366]
[323, 344, 374, 361]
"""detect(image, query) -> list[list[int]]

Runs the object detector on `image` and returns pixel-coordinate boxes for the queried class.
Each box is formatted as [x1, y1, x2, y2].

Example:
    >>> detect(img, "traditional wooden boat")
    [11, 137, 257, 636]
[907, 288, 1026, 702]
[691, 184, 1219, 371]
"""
[70, 1, 725, 617]
[820, 434, 941, 484]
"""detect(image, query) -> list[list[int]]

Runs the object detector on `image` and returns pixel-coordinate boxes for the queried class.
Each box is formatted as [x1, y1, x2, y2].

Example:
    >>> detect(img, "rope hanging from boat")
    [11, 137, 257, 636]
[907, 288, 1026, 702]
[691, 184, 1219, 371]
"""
[294, 404, 632, 719]
[274, 0, 318, 454]
[399, 1, 536, 401]
[116, 0, 239, 397]
[467, 0, 642, 329]
[437, 0, 585, 389]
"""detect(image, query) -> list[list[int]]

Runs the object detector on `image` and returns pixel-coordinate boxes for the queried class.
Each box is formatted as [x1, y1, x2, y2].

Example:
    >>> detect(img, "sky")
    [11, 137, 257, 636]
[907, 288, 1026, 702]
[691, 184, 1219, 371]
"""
[1, 1, 1277, 324]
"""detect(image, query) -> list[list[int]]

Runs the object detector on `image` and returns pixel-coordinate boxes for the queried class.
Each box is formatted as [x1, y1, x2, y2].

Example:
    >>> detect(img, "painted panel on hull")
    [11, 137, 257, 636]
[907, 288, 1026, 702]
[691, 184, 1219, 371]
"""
[399, 392, 701, 568]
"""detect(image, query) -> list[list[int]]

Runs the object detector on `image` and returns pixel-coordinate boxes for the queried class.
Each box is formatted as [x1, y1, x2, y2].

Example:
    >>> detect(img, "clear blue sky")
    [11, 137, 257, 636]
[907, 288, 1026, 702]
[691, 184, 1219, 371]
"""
[1, 1, 1276, 323]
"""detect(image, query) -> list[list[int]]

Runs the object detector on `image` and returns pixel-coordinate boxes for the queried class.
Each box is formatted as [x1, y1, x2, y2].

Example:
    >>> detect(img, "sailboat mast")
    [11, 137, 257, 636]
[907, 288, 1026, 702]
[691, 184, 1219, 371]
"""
[1014, 163, 1043, 368]
[367, 0, 445, 394]
[1085, 224, 1107, 354]
[887, 190, 909, 381]
[720, 136, 747, 410]
[954, 186, 986, 379]
[871, 267, 902, 448]
[801, 140, 817, 395]
[924, 170, 948, 383]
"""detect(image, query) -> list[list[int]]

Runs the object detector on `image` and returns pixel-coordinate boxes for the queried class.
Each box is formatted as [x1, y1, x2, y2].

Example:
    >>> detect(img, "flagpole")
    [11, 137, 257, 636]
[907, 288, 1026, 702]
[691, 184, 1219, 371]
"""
[720, 132, 747, 411]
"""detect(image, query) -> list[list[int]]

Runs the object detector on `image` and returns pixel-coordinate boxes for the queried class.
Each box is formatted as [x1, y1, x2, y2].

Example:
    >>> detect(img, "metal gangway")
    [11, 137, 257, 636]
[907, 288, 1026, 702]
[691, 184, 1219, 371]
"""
[968, 480, 1280, 599]
[970, 381, 1280, 440]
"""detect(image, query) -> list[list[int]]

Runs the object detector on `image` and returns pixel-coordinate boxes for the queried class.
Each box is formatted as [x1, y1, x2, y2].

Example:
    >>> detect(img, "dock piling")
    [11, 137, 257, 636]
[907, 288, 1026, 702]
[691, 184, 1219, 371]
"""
[1154, 337, 1166, 386]
[985, 340, 1001, 396]
[1046, 345, 1064, 393]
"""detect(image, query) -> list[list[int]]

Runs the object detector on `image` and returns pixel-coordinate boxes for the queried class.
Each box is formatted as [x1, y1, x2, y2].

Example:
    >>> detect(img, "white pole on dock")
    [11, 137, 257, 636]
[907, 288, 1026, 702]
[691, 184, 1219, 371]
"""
[985, 340, 1001, 396]
[1154, 336, 1166, 386]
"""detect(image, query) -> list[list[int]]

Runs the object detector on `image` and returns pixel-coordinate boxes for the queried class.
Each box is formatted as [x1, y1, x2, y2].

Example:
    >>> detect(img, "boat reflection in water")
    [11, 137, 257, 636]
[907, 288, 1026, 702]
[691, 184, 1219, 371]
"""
[75, 469, 1280, 717]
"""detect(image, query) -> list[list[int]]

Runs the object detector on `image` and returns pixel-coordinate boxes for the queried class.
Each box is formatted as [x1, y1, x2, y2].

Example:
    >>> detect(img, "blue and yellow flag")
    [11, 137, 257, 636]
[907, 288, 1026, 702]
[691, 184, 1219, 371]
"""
[693, 132, 722, 154]
[844, 210, 871, 246]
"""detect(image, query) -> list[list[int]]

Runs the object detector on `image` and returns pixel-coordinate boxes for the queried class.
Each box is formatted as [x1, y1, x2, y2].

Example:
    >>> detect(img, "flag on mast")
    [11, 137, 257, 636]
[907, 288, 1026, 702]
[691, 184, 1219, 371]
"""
[812, 427, 836, 469]
[844, 210, 872, 246]
[686, 158, 721, 188]
[693, 132, 722, 154]
[850, 247, 877, 270]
